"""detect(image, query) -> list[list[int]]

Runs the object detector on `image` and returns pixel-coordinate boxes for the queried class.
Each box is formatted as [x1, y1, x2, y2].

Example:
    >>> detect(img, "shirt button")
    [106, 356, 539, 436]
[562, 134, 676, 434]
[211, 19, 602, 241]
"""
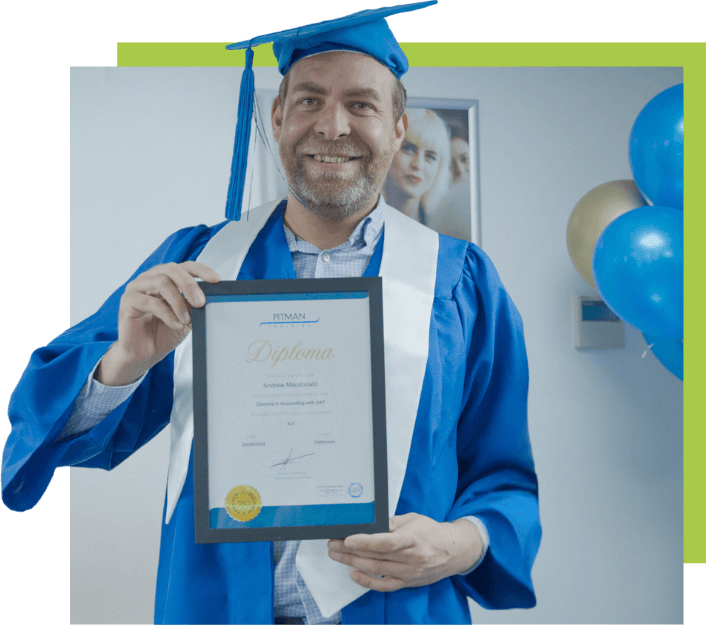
[322, 253, 331, 263]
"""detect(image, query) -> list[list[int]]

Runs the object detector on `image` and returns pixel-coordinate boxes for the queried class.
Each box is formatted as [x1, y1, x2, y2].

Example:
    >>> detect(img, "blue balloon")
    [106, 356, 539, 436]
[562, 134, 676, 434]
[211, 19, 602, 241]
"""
[643, 332, 683, 380]
[629, 83, 683, 210]
[593, 205, 683, 339]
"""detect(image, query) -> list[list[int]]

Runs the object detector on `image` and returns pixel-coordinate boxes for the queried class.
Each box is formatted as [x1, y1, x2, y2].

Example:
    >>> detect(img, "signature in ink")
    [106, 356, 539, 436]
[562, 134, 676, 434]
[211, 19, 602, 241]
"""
[270, 448, 314, 472]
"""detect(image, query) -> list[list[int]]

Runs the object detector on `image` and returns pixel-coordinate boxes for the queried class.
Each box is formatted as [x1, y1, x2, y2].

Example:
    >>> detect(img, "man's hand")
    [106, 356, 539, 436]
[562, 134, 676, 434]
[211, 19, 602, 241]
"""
[327, 513, 483, 592]
[96, 261, 220, 386]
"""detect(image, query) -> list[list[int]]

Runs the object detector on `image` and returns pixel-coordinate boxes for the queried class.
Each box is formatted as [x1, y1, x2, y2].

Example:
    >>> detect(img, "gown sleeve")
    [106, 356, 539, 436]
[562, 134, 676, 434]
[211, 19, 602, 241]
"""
[2, 223, 226, 512]
[449, 243, 541, 609]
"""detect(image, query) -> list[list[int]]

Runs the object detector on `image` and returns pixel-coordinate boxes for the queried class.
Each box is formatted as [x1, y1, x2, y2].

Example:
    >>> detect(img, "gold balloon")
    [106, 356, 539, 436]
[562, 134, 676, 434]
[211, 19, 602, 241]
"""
[566, 180, 646, 289]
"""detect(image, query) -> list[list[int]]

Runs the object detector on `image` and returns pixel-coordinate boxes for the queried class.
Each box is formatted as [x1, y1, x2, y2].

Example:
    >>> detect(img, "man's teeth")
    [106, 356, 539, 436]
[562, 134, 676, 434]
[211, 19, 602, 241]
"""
[313, 155, 353, 163]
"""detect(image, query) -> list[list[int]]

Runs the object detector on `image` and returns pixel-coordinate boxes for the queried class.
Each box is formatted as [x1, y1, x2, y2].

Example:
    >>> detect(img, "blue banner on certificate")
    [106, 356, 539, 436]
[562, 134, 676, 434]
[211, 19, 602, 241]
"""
[192, 278, 388, 543]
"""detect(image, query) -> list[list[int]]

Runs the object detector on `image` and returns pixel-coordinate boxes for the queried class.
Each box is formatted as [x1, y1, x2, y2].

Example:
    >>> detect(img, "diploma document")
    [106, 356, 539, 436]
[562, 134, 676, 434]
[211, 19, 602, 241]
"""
[192, 278, 388, 543]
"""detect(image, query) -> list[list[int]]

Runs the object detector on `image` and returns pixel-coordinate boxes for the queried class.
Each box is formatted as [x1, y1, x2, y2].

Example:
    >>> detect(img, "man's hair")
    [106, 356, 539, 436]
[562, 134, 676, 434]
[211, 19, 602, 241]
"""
[276, 71, 407, 125]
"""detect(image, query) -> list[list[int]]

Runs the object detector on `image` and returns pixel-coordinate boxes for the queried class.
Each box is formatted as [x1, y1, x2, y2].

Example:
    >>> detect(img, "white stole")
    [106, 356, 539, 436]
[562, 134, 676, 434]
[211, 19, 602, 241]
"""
[165, 197, 439, 617]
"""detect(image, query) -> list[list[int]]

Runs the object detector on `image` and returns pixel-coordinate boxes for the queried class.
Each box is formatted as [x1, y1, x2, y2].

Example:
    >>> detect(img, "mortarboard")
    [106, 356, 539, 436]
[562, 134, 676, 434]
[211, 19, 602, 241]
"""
[223, 1, 437, 221]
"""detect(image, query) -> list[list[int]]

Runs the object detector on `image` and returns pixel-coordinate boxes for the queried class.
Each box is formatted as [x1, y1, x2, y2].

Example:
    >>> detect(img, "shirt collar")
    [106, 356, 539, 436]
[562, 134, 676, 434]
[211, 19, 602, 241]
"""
[283, 195, 386, 253]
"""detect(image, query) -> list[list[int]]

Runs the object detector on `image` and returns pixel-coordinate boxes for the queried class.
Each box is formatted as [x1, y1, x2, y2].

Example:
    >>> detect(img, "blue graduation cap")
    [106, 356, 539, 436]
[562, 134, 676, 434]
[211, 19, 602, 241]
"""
[223, 1, 437, 221]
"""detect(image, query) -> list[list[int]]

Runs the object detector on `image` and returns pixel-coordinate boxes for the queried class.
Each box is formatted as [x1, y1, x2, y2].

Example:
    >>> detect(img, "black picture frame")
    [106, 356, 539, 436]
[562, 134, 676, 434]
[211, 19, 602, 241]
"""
[191, 277, 388, 543]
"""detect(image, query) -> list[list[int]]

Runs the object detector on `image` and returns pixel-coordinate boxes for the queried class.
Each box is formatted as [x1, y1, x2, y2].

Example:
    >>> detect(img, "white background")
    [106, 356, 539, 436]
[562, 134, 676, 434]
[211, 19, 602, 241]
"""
[206, 297, 374, 508]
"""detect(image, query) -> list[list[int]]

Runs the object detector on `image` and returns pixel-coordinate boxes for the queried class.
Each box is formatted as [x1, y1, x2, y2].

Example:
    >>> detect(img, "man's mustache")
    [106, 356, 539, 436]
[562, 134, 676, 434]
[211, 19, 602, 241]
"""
[295, 139, 370, 159]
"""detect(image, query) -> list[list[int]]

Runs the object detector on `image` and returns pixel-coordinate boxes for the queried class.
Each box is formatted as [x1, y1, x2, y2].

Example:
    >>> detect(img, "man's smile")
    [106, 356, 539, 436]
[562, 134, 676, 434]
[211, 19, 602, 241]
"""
[310, 154, 359, 164]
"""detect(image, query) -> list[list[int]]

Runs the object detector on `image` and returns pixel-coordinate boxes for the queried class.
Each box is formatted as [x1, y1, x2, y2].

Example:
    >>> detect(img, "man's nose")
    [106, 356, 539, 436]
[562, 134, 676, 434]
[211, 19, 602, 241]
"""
[314, 103, 351, 140]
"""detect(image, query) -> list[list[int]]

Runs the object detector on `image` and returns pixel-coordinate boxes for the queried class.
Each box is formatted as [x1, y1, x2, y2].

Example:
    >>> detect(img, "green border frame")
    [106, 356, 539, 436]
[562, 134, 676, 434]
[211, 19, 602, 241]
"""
[117, 41, 706, 563]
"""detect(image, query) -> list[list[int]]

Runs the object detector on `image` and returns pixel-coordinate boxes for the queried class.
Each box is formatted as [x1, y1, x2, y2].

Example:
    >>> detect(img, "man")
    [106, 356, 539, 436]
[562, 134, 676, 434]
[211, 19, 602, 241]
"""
[2, 3, 540, 623]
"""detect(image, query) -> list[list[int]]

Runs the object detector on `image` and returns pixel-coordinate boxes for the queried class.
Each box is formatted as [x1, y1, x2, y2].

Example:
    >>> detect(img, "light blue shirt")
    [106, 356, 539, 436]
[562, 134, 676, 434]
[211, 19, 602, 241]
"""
[62, 198, 488, 624]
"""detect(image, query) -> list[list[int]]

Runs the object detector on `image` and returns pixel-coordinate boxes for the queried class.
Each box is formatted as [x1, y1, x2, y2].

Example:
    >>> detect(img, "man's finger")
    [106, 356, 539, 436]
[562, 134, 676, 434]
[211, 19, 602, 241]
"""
[328, 550, 412, 580]
[349, 570, 406, 593]
[327, 539, 398, 561]
[128, 273, 192, 325]
[388, 513, 419, 532]
[163, 264, 209, 309]
[126, 292, 186, 331]
[180, 261, 221, 283]
[343, 531, 414, 553]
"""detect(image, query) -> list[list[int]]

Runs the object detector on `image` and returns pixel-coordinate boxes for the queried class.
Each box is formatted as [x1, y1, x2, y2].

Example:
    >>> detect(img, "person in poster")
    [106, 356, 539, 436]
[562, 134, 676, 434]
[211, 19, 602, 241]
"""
[430, 121, 474, 241]
[382, 107, 451, 225]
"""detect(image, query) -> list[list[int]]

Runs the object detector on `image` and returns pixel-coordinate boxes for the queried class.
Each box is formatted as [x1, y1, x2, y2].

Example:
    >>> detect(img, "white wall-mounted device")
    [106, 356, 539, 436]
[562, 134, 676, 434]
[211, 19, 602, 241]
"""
[573, 295, 625, 349]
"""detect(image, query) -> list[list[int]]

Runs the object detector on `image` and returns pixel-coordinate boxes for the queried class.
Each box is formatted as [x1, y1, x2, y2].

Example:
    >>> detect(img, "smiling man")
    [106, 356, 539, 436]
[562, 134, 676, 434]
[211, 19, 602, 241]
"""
[275, 52, 406, 248]
[2, 3, 541, 624]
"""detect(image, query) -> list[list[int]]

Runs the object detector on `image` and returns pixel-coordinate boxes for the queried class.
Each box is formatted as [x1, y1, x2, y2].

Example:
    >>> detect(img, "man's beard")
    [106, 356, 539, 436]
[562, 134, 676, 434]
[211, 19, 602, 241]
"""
[281, 133, 395, 223]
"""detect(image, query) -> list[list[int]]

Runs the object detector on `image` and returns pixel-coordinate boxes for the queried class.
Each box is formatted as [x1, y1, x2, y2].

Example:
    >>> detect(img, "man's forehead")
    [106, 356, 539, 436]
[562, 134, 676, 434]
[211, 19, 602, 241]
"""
[288, 51, 395, 91]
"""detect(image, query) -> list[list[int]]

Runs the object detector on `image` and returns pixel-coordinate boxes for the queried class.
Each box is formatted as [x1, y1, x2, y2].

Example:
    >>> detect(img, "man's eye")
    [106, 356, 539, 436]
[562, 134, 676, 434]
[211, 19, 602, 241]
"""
[351, 102, 371, 110]
[299, 98, 318, 106]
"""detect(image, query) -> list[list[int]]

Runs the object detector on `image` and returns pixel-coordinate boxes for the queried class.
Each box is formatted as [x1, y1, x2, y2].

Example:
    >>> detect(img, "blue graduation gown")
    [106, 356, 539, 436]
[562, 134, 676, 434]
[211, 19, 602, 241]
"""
[2, 206, 541, 624]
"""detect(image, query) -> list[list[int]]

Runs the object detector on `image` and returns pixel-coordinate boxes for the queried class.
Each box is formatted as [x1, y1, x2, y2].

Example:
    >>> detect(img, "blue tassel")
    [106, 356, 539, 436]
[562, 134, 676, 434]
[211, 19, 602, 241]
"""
[225, 47, 255, 221]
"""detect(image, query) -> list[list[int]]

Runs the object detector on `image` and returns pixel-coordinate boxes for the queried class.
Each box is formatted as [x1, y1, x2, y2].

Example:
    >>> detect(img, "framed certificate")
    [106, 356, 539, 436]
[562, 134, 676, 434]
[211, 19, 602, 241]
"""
[191, 278, 388, 543]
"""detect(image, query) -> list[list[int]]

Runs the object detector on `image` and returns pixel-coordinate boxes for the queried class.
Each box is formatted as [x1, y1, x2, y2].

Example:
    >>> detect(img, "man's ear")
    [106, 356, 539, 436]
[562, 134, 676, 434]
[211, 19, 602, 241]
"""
[392, 112, 407, 151]
[272, 97, 283, 143]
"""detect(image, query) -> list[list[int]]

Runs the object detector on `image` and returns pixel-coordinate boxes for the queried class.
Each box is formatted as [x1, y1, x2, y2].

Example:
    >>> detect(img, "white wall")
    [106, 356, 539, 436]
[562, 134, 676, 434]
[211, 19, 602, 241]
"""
[69, 66, 683, 623]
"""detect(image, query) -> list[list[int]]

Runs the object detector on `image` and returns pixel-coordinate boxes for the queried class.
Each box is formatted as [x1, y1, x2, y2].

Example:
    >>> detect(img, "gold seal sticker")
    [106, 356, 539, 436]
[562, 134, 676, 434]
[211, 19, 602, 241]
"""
[224, 485, 262, 522]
